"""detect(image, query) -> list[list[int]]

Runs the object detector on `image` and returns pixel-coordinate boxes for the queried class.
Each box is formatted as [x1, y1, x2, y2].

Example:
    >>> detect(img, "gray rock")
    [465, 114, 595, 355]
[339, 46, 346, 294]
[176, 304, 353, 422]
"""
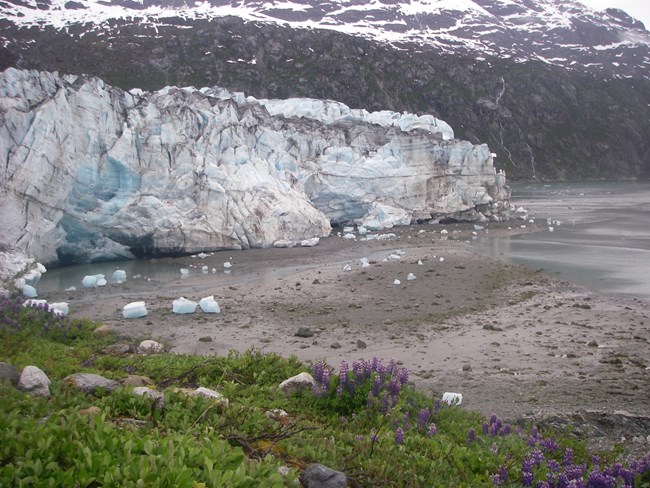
[132, 387, 164, 402]
[64, 373, 121, 395]
[138, 340, 164, 355]
[191, 387, 229, 406]
[462, 364, 472, 372]
[295, 327, 315, 338]
[279, 372, 315, 396]
[356, 340, 367, 349]
[17, 366, 51, 397]
[299, 464, 347, 488]
[0, 362, 20, 386]
[101, 343, 131, 355]
[121, 375, 154, 387]
[330, 342, 342, 349]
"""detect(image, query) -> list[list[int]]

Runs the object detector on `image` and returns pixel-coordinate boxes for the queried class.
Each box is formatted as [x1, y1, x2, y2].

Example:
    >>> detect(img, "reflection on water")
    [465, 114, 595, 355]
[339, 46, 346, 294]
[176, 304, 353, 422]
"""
[474, 181, 650, 298]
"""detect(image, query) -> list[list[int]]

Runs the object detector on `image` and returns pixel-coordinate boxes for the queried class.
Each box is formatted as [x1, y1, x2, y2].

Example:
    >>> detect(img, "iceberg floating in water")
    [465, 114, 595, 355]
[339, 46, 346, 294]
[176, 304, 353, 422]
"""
[122, 301, 148, 319]
[199, 296, 221, 314]
[173, 297, 197, 314]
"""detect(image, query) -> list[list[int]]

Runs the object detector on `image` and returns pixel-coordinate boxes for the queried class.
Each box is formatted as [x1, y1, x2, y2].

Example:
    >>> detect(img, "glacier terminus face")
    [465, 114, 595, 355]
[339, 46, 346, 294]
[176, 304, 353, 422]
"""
[0, 68, 509, 266]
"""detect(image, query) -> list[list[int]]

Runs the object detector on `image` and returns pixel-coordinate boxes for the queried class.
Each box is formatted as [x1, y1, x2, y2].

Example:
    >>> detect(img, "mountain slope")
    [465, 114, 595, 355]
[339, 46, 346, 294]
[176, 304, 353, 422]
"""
[1, 0, 649, 180]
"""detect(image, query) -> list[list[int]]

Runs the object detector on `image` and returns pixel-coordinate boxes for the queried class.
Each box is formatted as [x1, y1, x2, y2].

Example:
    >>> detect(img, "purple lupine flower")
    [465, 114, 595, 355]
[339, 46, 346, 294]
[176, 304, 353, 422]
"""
[433, 399, 441, 414]
[491, 474, 501, 486]
[402, 411, 411, 432]
[522, 470, 534, 486]
[531, 449, 545, 467]
[483, 422, 490, 435]
[540, 437, 559, 453]
[467, 428, 476, 444]
[498, 465, 509, 484]
[490, 442, 498, 454]
[388, 378, 401, 397]
[500, 424, 511, 436]
[417, 408, 430, 430]
[547, 460, 560, 473]
[427, 423, 437, 436]
[394, 428, 404, 445]
[563, 448, 574, 466]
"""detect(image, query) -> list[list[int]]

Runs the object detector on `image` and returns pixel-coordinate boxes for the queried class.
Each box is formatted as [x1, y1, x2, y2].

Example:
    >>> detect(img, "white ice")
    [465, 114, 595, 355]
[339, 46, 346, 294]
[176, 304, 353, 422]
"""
[199, 296, 221, 313]
[122, 301, 148, 319]
[173, 297, 197, 314]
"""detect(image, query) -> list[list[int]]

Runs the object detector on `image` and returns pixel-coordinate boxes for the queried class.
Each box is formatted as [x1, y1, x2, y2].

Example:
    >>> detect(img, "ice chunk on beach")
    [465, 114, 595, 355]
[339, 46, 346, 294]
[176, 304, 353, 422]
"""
[111, 270, 127, 283]
[343, 226, 355, 233]
[49, 302, 69, 317]
[173, 297, 197, 314]
[197, 252, 208, 259]
[65, 286, 76, 291]
[343, 233, 356, 240]
[388, 254, 401, 261]
[407, 273, 416, 281]
[22, 284, 37, 298]
[440, 229, 448, 234]
[441, 392, 463, 406]
[548, 226, 554, 232]
[23, 299, 47, 308]
[180, 268, 190, 277]
[82, 274, 103, 288]
[393, 279, 401, 285]
[473, 225, 484, 231]
[300, 237, 320, 247]
[223, 261, 233, 269]
[360, 257, 370, 268]
[202, 266, 209, 274]
[122, 301, 148, 319]
[343, 264, 352, 272]
[418, 260, 423, 266]
[439, 257, 445, 262]
[358, 226, 368, 236]
[199, 296, 221, 313]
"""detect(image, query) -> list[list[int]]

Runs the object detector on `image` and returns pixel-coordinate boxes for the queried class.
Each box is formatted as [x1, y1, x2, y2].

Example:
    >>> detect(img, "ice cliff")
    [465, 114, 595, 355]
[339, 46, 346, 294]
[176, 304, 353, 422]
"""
[0, 68, 509, 265]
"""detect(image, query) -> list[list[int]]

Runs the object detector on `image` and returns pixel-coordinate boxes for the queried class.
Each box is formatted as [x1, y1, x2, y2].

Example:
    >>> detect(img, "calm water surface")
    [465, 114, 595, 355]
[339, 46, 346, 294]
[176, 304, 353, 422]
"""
[474, 181, 650, 299]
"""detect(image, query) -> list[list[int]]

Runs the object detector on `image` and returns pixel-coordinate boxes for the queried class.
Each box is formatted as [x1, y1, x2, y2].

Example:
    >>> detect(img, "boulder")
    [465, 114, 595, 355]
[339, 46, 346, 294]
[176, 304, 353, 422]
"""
[0, 362, 20, 386]
[64, 373, 121, 395]
[279, 372, 315, 396]
[138, 340, 164, 355]
[299, 464, 347, 488]
[192, 387, 229, 406]
[17, 366, 51, 397]
[132, 387, 164, 402]
[121, 375, 154, 387]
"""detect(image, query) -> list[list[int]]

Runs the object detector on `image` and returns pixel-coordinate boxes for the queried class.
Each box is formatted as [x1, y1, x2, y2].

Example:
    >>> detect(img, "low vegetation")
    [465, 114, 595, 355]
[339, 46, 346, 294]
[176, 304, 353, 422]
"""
[1, 295, 649, 486]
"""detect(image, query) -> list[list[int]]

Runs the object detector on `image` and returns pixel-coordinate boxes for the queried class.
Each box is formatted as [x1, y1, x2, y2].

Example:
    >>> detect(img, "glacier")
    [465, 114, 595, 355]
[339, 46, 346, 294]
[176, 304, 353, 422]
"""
[0, 68, 509, 267]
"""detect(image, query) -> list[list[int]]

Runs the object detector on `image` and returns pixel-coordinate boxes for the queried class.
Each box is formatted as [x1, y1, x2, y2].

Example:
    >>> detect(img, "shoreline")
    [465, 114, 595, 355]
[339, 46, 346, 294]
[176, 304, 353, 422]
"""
[41, 223, 649, 419]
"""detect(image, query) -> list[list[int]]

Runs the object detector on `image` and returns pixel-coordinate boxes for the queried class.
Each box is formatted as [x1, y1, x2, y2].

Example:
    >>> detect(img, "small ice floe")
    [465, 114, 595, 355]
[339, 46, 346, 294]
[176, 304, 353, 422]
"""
[342, 264, 352, 272]
[23, 299, 47, 308]
[223, 261, 232, 269]
[360, 257, 370, 268]
[358, 226, 368, 236]
[111, 270, 127, 283]
[548, 226, 554, 232]
[301, 237, 320, 247]
[393, 279, 401, 285]
[417, 260, 423, 266]
[22, 284, 37, 298]
[388, 253, 401, 261]
[473, 225, 484, 231]
[471, 231, 478, 236]
[49, 302, 69, 317]
[122, 301, 148, 319]
[211, 268, 217, 274]
[441, 392, 463, 406]
[516, 207, 526, 214]
[343, 233, 356, 240]
[65, 286, 76, 292]
[202, 265, 209, 274]
[343, 226, 355, 233]
[197, 252, 208, 259]
[440, 229, 448, 234]
[439, 257, 445, 262]
[520, 225, 527, 229]
[199, 296, 221, 313]
[82, 274, 106, 288]
[529, 219, 534, 224]
[395, 249, 406, 256]
[418, 229, 426, 234]
[172, 297, 197, 314]
[407, 273, 416, 281]
[180, 268, 190, 278]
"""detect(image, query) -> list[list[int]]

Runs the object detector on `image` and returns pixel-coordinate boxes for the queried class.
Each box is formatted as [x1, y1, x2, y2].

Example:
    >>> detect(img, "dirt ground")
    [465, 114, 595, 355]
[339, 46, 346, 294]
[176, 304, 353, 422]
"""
[42, 221, 650, 457]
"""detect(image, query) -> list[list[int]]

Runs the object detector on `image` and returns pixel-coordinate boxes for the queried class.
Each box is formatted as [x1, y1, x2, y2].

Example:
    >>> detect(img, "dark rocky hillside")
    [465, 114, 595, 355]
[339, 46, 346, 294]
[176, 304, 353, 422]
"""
[1, 15, 649, 181]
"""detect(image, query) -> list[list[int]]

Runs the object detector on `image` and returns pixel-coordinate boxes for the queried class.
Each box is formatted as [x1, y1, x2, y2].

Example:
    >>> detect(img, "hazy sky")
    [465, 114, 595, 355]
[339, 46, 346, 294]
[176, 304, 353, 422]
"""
[579, 0, 650, 29]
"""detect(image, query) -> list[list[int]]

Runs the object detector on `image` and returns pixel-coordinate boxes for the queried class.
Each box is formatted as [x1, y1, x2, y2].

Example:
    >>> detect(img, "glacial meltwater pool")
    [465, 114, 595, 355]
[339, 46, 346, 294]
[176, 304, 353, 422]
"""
[472, 181, 650, 299]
